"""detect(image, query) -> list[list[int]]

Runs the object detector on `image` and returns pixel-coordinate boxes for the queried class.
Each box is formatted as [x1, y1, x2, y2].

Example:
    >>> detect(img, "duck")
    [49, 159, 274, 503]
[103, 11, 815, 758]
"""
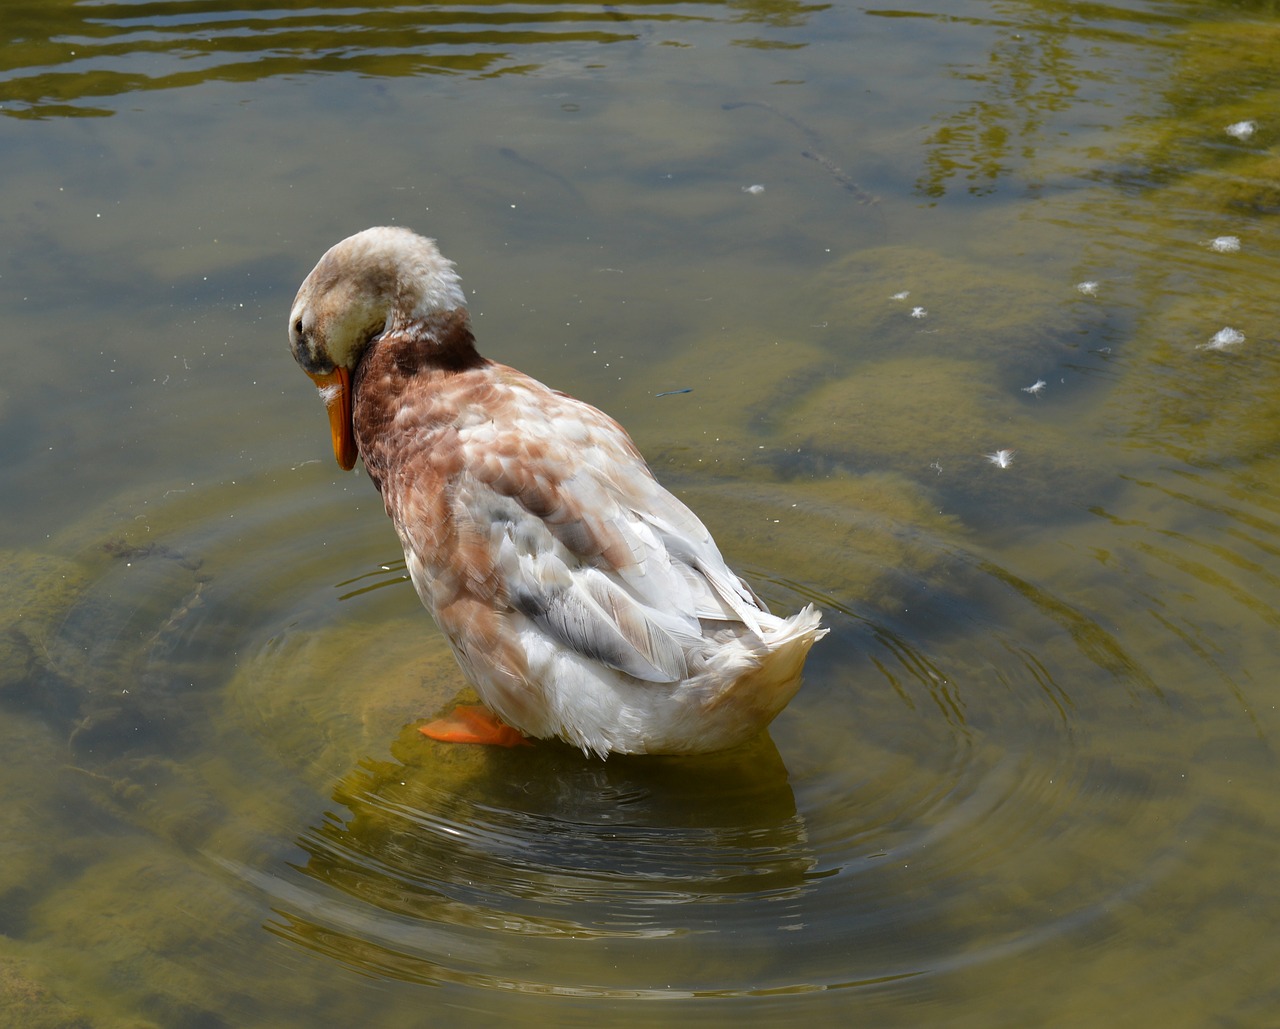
[288, 226, 827, 757]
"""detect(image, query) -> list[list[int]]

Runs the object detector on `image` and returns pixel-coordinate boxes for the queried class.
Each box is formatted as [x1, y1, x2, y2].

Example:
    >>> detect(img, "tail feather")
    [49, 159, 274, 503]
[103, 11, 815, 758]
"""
[760, 603, 829, 649]
[695, 604, 827, 749]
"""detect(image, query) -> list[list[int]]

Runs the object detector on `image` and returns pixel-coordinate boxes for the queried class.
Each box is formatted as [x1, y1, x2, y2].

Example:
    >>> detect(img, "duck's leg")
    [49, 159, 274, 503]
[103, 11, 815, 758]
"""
[419, 704, 533, 747]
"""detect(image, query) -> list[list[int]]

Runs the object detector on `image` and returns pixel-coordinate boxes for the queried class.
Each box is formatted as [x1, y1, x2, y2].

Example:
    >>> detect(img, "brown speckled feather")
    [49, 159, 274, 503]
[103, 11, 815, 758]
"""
[289, 227, 827, 755]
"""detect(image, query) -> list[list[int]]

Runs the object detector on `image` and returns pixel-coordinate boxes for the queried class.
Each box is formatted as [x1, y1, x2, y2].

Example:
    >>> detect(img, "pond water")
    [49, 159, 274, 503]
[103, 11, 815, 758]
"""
[3, 0, 1279, 1025]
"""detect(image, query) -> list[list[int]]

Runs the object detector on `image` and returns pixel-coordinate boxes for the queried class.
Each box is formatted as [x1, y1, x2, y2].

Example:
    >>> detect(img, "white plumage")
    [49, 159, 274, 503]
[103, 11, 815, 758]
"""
[288, 227, 827, 756]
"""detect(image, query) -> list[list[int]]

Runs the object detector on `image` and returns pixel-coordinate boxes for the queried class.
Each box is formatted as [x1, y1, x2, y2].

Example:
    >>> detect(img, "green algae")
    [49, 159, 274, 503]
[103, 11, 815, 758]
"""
[1, 2, 1279, 1026]
[0, 537, 213, 760]
[806, 245, 1072, 367]
[1133, 19, 1280, 214]
[0, 946, 97, 1029]
[1056, 18, 1280, 470]
[676, 472, 962, 612]
[221, 613, 463, 794]
[621, 329, 833, 461]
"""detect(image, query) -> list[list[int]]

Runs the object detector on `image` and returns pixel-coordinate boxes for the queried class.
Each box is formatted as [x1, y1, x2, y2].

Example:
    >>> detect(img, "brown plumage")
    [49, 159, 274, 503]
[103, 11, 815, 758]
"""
[289, 227, 827, 756]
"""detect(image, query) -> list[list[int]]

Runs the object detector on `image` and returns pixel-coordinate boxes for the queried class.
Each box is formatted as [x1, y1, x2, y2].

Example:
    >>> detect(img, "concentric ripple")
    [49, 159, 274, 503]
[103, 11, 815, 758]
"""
[8, 426, 1276, 1022]
[35, 462, 1187, 1003]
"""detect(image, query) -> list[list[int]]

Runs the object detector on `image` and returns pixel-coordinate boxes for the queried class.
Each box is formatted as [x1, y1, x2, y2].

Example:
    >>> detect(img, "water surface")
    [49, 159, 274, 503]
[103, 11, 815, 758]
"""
[2, 1, 1279, 1025]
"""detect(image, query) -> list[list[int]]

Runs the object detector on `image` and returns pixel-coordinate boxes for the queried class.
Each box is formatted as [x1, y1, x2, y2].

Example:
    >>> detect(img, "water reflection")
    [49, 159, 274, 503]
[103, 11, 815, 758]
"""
[902, 1, 1186, 200]
[0, 0, 828, 119]
[4, 0, 1280, 1024]
[266, 734, 813, 991]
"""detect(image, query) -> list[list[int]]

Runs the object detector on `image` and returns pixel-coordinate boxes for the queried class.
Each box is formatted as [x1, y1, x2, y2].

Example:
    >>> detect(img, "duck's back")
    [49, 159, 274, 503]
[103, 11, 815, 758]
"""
[352, 317, 824, 754]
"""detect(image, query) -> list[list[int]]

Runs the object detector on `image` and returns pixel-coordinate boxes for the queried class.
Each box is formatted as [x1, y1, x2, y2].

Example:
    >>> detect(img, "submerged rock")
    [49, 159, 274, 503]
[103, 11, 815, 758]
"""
[0, 539, 212, 761]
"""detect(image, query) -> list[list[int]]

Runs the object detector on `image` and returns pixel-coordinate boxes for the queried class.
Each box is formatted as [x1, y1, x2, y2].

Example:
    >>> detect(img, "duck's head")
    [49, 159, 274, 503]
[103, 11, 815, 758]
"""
[288, 226, 466, 469]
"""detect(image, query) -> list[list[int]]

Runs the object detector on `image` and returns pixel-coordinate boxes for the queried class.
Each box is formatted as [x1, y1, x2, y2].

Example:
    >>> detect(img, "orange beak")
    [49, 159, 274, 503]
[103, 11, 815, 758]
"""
[306, 367, 357, 470]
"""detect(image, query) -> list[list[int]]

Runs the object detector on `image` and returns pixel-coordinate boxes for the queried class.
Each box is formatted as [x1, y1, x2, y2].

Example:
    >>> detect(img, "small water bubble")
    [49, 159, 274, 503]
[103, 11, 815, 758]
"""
[1225, 120, 1256, 140]
[1076, 281, 1099, 296]
[1207, 236, 1241, 253]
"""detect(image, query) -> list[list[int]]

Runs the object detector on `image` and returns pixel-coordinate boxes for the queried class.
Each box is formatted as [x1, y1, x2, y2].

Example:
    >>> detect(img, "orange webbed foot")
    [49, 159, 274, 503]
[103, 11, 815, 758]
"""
[419, 704, 533, 748]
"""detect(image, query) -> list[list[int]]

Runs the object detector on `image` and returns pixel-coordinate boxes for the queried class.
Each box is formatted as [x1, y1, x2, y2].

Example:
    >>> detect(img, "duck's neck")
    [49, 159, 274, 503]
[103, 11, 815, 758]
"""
[351, 307, 492, 501]
[377, 308, 487, 374]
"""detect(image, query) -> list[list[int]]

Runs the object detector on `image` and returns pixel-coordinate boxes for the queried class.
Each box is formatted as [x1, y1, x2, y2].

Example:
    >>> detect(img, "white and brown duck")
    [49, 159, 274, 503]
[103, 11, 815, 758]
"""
[288, 227, 826, 757]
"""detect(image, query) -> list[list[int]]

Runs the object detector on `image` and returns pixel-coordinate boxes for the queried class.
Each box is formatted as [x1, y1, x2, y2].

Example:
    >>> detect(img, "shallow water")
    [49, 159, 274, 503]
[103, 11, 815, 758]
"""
[2, 1, 1280, 1025]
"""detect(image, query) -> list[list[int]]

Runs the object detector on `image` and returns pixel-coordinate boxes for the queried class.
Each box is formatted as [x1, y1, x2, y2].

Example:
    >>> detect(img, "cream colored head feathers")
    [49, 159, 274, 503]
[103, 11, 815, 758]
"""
[288, 226, 466, 375]
[289, 227, 468, 470]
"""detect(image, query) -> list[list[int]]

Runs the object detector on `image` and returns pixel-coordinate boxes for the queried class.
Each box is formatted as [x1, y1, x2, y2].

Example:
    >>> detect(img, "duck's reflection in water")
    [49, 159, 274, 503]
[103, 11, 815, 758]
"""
[269, 729, 817, 992]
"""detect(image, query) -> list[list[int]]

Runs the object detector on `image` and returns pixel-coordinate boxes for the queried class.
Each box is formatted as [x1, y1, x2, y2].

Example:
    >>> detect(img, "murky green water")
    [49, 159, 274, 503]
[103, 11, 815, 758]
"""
[3, 1, 1279, 1025]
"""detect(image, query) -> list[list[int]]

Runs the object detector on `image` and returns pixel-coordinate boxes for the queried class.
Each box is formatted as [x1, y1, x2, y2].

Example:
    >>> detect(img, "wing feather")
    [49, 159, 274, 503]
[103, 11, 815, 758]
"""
[452, 375, 767, 682]
[496, 534, 691, 682]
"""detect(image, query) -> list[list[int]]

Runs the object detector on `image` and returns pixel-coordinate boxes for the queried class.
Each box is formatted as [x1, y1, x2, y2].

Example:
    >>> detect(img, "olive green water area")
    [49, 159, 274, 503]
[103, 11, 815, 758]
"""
[3, 1, 1280, 1025]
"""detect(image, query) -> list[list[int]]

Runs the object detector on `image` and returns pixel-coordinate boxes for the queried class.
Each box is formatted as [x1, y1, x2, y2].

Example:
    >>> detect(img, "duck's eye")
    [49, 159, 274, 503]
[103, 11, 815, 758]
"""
[293, 318, 305, 339]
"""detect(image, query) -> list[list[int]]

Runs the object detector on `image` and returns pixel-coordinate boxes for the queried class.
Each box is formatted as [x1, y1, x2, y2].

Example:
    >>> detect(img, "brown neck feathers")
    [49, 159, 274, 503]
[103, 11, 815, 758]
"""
[379, 309, 486, 375]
